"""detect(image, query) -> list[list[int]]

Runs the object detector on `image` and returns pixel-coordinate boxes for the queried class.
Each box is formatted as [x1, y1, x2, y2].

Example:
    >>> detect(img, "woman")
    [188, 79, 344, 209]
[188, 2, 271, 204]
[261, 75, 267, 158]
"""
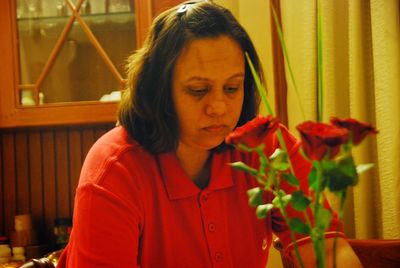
[58, 1, 362, 267]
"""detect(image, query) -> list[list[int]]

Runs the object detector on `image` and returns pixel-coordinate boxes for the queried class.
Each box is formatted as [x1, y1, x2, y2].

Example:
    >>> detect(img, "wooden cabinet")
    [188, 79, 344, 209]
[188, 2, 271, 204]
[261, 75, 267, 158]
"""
[0, 0, 184, 246]
[0, 0, 183, 128]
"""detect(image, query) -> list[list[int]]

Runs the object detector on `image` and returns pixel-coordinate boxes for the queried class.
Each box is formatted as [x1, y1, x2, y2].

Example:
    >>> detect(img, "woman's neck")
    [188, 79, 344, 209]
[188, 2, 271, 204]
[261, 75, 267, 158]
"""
[175, 144, 212, 189]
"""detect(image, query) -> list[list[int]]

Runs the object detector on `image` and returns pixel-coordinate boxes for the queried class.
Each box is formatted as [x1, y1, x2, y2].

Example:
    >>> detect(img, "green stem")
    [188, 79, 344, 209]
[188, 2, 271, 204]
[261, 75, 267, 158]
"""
[313, 161, 326, 268]
[332, 190, 346, 268]
[275, 191, 305, 268]
[276, 129, 295, 174]
[317, 0, 324, 122]
[313, 234, 325, 268]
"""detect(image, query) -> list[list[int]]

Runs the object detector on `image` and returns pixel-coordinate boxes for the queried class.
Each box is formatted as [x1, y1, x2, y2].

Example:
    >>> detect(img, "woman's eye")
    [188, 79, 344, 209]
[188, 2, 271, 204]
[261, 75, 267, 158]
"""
[188, 87, 209, 96]
[224, 86, 239, 93]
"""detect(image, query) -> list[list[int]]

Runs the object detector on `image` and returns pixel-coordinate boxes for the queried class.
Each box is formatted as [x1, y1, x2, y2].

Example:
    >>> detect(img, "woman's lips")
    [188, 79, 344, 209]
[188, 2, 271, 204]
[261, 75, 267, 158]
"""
[203, 125, 227, 133]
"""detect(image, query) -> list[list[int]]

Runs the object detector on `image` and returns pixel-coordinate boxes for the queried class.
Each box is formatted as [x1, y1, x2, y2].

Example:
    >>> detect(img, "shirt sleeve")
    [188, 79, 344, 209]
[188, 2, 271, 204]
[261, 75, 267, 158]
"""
[269, 126, 344, 249]
[57, 161, 143, 268]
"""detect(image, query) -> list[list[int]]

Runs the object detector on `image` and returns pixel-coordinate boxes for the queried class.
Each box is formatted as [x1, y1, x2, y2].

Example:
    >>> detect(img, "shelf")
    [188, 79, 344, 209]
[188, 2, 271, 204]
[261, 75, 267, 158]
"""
[17, 12, 136, 36]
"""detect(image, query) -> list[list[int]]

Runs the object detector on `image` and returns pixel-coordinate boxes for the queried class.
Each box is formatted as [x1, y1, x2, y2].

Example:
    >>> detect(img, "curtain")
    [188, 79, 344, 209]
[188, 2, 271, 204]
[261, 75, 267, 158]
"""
[279, 0, 400, 239]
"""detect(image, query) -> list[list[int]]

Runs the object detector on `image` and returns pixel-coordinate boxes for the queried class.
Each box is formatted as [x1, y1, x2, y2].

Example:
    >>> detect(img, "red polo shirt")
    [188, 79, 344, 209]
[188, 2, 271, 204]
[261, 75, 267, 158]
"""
[57, 126, 321, 267]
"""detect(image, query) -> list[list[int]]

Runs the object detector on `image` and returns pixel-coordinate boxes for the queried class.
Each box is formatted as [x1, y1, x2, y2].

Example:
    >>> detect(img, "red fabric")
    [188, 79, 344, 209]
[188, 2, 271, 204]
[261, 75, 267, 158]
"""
[57, 125, 333, 268]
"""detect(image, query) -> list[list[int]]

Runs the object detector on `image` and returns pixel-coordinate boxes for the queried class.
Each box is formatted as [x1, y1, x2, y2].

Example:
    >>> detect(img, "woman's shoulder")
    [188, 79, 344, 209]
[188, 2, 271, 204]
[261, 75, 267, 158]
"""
[78, 126, 154, 186]
[86, 126, 148, 162]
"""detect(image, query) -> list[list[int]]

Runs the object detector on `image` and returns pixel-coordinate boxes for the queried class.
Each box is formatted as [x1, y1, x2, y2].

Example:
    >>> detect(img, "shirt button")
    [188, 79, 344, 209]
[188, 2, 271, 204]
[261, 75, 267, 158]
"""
[262, 238, 268, 250]
[201, 195, 208, 203]
[215, 251, 223, 262]
[208, 223, 216, 232]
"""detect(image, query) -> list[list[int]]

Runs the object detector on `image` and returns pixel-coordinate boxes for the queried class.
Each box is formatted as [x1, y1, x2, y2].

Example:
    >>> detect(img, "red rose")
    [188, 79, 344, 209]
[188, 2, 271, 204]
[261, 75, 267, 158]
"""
[296, 121, 349, 161]
[225, 115, 279, 148]
[330, 117, 378, 145]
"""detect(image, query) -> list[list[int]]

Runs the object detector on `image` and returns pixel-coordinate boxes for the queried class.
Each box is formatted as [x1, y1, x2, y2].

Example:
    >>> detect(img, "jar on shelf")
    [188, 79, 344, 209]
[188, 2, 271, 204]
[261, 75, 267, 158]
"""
[53, 218, 72, 249]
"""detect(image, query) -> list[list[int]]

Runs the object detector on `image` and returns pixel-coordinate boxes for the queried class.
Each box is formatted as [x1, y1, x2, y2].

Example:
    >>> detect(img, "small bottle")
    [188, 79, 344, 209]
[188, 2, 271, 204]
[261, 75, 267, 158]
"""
[0, 244, 12, 264]
[54, 218, 72, 250]
[81, 0, 92, 15]
[12, 246, 26, 262]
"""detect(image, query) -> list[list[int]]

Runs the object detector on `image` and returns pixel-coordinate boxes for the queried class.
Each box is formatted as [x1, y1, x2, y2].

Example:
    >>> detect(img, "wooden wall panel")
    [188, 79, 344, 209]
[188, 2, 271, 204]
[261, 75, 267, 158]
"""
[55, 129, 70, 219]
[42, 128, 57, 244]
[2, 133, 16, 238]
[0, 123, 114, 249]
[28, 129, 44, 239]
[15, 131, 30, 214]
[0, 135, 4, 233]
[68, 128, 82, 215]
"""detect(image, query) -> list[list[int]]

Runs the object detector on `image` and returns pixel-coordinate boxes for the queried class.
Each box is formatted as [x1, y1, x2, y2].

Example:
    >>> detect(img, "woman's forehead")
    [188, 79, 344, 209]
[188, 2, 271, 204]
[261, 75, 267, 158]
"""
[174, 36, 245, 79]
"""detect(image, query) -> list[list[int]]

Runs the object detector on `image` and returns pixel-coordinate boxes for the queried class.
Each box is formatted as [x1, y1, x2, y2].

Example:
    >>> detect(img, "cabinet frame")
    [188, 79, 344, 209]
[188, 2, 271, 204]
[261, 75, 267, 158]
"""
[0, 0, 153, 128]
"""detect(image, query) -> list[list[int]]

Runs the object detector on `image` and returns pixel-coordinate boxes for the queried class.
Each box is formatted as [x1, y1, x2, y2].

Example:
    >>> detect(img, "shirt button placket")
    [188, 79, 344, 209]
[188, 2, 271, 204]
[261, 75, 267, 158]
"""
[199, 191, 227, 266]
[202, 194, 208, 204]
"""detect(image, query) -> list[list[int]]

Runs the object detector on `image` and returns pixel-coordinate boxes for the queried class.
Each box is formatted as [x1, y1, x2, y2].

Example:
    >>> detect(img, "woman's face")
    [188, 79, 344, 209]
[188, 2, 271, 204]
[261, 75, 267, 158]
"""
[172, 36, 245, 152]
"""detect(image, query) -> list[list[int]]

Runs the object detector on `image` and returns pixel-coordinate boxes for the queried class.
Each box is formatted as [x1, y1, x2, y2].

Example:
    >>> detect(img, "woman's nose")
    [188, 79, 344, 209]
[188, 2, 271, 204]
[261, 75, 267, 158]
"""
[206, 98, 227, 117]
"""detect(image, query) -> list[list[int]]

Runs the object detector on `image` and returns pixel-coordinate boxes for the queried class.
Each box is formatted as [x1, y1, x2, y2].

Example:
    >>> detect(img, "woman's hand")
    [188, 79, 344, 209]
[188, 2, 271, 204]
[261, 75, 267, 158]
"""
[293, 237, 363, 268]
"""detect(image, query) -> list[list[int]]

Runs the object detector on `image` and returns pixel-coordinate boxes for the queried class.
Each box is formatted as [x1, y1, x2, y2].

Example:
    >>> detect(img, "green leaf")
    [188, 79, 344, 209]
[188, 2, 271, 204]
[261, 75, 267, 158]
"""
[256, 203, 274, 219]
[273, 163, 291, 171]
[308, 165, 317, 191]
[337, 157, 357, 179]
[321, 160, 337, 171]
[270, 7, 305, 120]
[247, 187, 264, 207]
[245, 53, 274, 115]
[272, 193, 291, 209]
[237, 143, 255, 152]
[230, 162, 258, 176]
[325, 169, 354, 192]
[289, 217, 310, 235]
[270, 148, 287, 161]
[290, 190, 311, 211]
[316, 0, 324, 121]
[315, 207, 333, 231]
[356, 163, 374, 174]
[282, 173, 300, 187]
[325, 156, 358, 192]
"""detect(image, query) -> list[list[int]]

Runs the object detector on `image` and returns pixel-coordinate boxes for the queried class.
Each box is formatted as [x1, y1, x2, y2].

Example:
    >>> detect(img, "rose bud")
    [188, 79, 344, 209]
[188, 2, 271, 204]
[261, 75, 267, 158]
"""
[225, 115, 279, 148]
[330, 117, 378, 145]
[296, 121, 349, 161]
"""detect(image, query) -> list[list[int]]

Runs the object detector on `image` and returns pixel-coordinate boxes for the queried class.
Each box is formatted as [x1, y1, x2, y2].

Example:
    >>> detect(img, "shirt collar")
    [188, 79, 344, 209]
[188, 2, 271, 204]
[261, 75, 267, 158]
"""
[157, 151, 234, 200]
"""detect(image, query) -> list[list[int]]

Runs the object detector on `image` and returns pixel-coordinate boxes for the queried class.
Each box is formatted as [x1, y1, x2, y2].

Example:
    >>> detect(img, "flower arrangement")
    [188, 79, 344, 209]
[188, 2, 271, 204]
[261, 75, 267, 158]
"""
[225, 2, 378, 268]
[225, 115, 377, 268]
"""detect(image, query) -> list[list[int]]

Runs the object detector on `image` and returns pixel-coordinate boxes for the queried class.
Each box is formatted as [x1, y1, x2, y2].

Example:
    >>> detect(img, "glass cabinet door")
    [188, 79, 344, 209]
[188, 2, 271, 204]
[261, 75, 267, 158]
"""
[15, 0, 135, 106]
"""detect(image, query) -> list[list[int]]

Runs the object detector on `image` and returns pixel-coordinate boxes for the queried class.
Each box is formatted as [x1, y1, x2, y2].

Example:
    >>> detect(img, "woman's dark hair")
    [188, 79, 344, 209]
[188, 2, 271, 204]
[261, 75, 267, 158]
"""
[118, 0, 264, 154]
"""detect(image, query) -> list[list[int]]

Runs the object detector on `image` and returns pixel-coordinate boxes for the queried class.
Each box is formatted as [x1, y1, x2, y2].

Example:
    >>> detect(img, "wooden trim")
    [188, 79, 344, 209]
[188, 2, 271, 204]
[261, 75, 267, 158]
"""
[0, 1, 18, 126]
[9, 0, 21, 109]
[270, 0, 288, 126]
[0, 103, 118, 128]
[134, 0, 153, 47]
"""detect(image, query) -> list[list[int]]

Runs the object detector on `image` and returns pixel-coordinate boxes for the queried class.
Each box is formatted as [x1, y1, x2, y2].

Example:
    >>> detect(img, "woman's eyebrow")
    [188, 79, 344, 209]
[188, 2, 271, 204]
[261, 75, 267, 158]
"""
[228, 73, 245, 79]
[183, 76, 211, 83]
[183, 72, 245, 83]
